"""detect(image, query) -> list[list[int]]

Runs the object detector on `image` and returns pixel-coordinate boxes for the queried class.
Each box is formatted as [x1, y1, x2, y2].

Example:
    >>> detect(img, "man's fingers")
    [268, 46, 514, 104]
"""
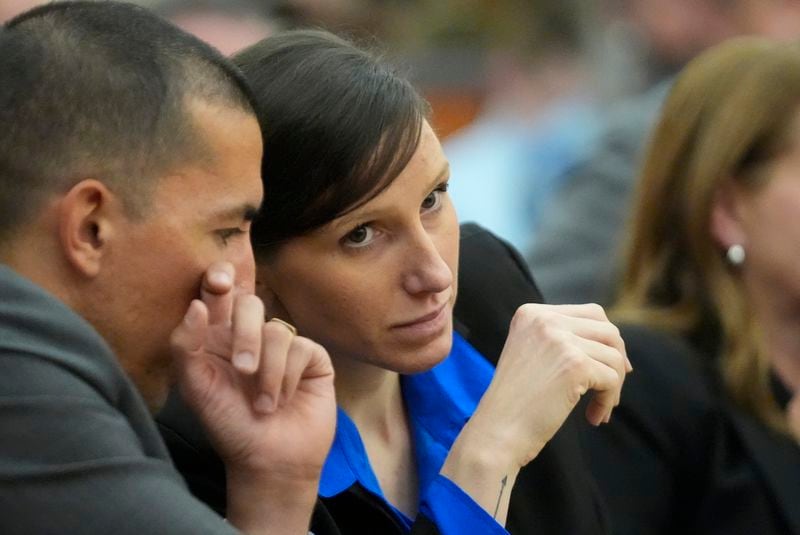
[230, 295, 265, 373]
[268, 317, 297, 336]
[170, 299, 208, 358]
[280, 337, 316, 404]
[280, 340, 334, 407]
[201, 262, 235, 325]
[170, 300, 217, 410]
[252, 320, 293, 413]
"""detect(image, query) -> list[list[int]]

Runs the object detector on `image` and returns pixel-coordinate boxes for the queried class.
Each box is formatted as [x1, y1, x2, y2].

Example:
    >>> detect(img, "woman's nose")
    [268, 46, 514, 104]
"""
[401, 233, 453, 296]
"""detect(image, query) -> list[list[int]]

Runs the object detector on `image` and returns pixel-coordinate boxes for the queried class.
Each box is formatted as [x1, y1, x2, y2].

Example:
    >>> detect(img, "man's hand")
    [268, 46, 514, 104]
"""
[170, 262, 336, 535]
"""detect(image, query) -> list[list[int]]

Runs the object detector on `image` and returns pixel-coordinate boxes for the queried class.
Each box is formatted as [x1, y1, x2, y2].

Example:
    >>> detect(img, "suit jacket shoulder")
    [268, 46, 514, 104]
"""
[584, 322, 799, 534]
[0, 266, 234, 534]
[724, 407, 800, 534]
[455, 223, 609, 535]
[455, 222, 542, 364]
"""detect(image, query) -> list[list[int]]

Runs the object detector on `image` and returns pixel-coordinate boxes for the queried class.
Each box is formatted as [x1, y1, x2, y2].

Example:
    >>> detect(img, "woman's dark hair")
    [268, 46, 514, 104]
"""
[233, 29, 431, 254]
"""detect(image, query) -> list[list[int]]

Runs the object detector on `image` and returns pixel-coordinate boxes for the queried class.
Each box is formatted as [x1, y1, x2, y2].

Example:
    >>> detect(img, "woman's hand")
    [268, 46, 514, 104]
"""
[476, 303, 629, 463]
[441, 303, 630, 523]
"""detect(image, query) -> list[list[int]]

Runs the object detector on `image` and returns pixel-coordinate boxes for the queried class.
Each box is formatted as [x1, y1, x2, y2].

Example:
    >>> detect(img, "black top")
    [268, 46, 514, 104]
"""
[581, 323, 800, 535]
[157, 223, 609, 534]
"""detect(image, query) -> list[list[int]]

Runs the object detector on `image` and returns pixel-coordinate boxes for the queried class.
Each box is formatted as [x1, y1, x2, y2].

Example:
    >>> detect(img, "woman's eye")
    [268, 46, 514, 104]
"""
[344, 224, 375, 248]
[421, 183, 448, 213]
[421, 191, 439, 211]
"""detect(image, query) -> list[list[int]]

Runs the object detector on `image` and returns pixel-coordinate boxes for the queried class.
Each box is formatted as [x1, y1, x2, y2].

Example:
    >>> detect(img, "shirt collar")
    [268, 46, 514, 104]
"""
[318, 331, 495, 500]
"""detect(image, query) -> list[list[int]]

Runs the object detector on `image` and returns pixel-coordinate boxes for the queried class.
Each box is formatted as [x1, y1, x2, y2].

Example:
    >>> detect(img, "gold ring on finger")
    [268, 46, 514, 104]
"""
[268, 317, 297, 336]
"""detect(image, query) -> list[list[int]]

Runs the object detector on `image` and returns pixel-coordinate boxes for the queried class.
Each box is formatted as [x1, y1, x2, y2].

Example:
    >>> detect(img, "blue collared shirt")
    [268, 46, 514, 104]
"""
[319, 332, 508, 534]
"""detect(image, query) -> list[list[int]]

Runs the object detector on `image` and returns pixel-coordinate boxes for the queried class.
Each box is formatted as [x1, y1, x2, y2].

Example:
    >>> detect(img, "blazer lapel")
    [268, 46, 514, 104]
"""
[728, 410, 800, 534]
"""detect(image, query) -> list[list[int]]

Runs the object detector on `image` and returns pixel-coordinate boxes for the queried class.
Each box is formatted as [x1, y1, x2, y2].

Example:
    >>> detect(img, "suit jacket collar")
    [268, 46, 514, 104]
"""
[726, 408, 800, 533]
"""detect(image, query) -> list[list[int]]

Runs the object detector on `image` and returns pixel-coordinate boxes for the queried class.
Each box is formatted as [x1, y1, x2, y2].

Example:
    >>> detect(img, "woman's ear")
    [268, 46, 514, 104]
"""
[710, 180, 748, 250]
[255, 262, 292, 322]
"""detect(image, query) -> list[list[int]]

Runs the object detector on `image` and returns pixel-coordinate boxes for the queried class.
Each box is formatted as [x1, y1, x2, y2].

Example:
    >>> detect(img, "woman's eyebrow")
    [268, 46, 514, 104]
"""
[330, 162, 451, 231]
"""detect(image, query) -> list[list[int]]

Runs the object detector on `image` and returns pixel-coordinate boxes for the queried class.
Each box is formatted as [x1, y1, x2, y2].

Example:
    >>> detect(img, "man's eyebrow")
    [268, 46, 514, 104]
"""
[213, 203, 260, 222]
[244, 205, 259, 221]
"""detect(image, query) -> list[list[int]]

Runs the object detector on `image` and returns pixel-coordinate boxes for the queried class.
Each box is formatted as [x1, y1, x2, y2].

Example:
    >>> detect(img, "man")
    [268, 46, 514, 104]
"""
[0, 2, 335, 533]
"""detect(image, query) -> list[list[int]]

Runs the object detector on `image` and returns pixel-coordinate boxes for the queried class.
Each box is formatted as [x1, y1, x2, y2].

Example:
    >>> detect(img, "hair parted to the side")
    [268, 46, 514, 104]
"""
[0, 1, 255, 241]
[614, 37, 800, 434]
[233, 29, 431, 254]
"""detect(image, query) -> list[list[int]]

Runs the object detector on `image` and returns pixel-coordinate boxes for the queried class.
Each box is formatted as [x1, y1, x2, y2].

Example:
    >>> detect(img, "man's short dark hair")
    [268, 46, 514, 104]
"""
[0, 1, 255, 239]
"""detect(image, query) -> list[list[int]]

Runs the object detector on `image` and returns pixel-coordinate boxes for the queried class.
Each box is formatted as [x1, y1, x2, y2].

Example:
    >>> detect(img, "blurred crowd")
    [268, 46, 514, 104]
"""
[82, 0, 794, 314]
[6, 0, 791, 305]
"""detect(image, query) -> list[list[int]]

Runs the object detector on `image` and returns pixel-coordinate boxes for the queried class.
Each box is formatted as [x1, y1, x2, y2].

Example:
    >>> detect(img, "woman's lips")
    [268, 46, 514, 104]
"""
[391, 302, 449, 340]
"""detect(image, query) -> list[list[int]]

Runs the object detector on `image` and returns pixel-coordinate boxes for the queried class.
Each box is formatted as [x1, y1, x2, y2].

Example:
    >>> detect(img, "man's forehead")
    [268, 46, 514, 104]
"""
[149, 163, 263, 222]
[162, 101, 264, 221]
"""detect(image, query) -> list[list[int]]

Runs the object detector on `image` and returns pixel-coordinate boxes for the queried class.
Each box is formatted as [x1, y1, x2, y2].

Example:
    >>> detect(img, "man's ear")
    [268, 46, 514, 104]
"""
[710, 180, 748, 250]
[255, 261, 292, 322]
[57, 179, 119, 278]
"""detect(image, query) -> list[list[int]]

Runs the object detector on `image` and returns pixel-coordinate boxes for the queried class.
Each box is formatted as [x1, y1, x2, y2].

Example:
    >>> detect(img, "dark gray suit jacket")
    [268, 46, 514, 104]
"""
[0, 265, 236, 534]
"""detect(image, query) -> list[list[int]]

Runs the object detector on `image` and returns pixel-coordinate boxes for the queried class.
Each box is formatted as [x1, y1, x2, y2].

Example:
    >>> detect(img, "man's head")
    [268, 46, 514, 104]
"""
[0, 2, 264, 409]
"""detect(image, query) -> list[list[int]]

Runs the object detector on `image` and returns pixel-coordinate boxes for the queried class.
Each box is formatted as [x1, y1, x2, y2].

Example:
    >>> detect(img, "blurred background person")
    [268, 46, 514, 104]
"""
[442, 0, 601, 251]
[0, 0, 43, 21]
[528, 0, 800, 305]
[586, 37, 800, 535]
[7, 0, 767, 261]
[149, 0, 278, 55]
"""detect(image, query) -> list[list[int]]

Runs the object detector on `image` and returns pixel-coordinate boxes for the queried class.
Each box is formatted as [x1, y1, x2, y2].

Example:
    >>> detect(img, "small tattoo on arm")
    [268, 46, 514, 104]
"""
[493, 475, 508, 519]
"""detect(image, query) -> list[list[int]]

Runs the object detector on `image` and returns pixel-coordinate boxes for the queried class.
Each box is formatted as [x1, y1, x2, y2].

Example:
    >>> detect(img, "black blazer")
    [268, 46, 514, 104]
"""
[581, 323, 800, 535]
[157, 223, 608, 534]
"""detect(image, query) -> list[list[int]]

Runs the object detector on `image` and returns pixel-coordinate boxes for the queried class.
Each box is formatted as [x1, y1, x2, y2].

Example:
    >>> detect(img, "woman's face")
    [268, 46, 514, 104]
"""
[720, 118, 800, 303]
[257, 121, 459, 373]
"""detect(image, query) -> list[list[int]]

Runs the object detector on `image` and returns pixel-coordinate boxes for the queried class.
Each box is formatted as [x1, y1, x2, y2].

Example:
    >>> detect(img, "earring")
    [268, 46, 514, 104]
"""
[726, 244, 745, 266]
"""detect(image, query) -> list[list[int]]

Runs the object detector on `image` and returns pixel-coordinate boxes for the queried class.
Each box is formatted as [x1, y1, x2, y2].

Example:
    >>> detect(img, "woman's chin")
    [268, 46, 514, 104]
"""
[388, 332, 454, 375]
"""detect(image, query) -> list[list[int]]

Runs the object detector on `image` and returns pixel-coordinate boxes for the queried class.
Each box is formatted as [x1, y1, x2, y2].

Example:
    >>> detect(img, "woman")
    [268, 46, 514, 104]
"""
[158, 30, 629, 534]
[584, 37, 800, 534]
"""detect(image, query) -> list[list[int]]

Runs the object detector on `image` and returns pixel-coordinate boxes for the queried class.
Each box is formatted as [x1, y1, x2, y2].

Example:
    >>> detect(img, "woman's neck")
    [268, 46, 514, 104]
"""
[332, 355, 406, 440]
[749, 287, 800, 393]
[332, 354, 419, 516]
